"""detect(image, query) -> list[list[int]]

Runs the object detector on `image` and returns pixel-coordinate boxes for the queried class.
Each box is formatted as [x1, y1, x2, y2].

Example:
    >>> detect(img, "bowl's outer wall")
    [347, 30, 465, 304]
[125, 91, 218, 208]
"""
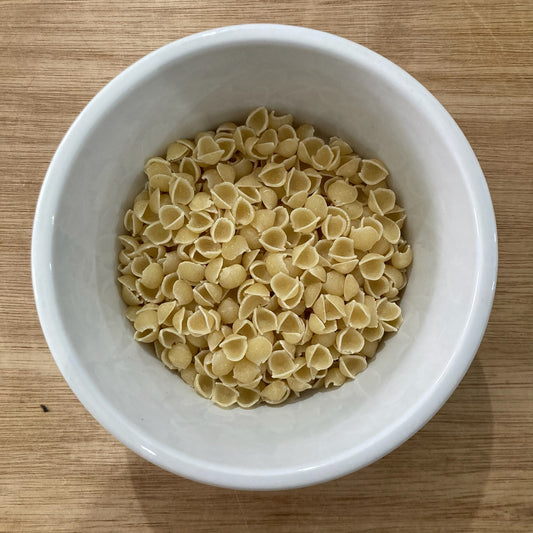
[32, 25, 497, 490]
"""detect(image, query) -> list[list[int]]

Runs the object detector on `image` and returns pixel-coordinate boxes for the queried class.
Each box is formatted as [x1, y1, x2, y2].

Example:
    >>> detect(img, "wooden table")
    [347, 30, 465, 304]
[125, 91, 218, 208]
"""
[2, 1, 532, 531]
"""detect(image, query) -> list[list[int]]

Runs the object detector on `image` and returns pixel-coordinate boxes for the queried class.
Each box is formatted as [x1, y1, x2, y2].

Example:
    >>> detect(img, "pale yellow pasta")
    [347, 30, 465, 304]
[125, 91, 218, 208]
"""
[173, 226, 199, 245]
[364, 276, 390, 298]
[245, 335, 273, 364]
[133, 309, 159, 343]
[291, 243, 319, 270]
[211, 383, 239, 407]
[277, 311, 305, 344]
[194, 374, 215, 399]
[359, 253, 386, 281]
[232, 319, 257, 340]
[368, 188, 396, 215]
[329, 237, 356, 262]
[238, 294, 268, 320]
[166, 343, 193, 370]
[193, 281, 223, 307]
[258, 162, 287, 187]
[119, 108, 411, 408]
[233, 358, 261, 385]
[258, 227, 287, 253]
[305, 344, 333, 371]
[290, 207, 319, 234]
[187, 307, 217, 336]
[218, 264, 247, 289]
[170, 176, 195, 205]
[326, 180, 358, 205]
[391, 243, 413, 270]
[335, 327, 365, 354]
[236, 386, 261, 408]
[352, 225, 381, 251]
[261, 381, 290, 405]
[220, 333, 248, 362]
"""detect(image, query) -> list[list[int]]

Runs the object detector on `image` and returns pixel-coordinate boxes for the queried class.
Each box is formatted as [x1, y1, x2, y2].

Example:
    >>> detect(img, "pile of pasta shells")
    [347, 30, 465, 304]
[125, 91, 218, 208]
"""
[118, 107, 412, 408]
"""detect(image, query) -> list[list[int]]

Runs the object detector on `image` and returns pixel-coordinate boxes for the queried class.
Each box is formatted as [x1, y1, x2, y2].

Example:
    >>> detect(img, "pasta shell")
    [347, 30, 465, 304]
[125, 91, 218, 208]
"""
[252, 209, 277, 233]
[329, 237, 356, 262]
[194, 374, 215, 399]
[233, 359, 261, 385]
[212, 182, 239, 210]
[245, 335, 273, 364]
[352, 226, 380, 251]
[236, 387, 261, 408]
[258, 162, 288, 187]
[339, 355, 367, 379]
[170, 176, 195, 205]
[305, 194, 328, 220]
[324, 367, 346, 388]
[166, 343, 193, 370]
[268, 351, 296, 379]
[217, 297, 240, 324]
[322, 214, 348, 240]
[290, 207, 319, 234]
[259, 227, 287, 253]
[145, 157, 171, 178]
[327, 180, 358, 205]
[220, 334, 248, 362]
[252, 307, 278, 335]
[211, 383, 238, 407]
[133, 309, 159, 343]
[246, 106, 269, 135]
[335, 327, 365, 354]
[232, 197, 255, 226]
[270, 272, 300, 301]
[359, 159, 388, 185]
[368, 188, 396, 215]
[391, 244, 413, 270]
[359, 253, 386, 281]
[219, 264, 247, 289]
[261, 381, 290, 405]
[305, 344, 333, 371]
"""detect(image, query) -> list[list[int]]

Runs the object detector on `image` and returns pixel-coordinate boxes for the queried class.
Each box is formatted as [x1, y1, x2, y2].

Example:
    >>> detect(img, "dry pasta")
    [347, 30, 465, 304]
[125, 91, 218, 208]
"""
[118, 107, 412, 408]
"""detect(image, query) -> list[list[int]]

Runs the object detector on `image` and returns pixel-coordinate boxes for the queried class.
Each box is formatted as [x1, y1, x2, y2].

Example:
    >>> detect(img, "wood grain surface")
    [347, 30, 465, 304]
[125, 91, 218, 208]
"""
[1, 1, 532, 531]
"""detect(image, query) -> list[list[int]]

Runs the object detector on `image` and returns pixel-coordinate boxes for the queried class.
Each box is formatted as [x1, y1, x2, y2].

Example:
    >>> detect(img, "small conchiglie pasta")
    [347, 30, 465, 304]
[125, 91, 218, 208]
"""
[261, 380, 290, 405]
[352, 225, 381, 251]
[133, 309, 159, 343]
[245, 335, 273, 364]
[327, 180, 358, 205]
[368, 188, 396, 215]
[291, 243, 319, 270]
[391, 243, 413, 269]
[305, 344, 333, 371]
[211, 383, 239, 407]
[167, 344, 193, 370]
[120, 108, 411, 408]
[359, 158, 389, 185]
[219, 264, 247, 289]
[335, 327, 365, 354]
[236, 387, 261, 408]
[290, 207, 319, 234]
[324, 367, 346, 388]
[358, 253, 386, 281]
[259, 227, 287, 253]
[268, 350, 296, 379]
[187, 307, 216, 336]
[220, 334, 248, 362]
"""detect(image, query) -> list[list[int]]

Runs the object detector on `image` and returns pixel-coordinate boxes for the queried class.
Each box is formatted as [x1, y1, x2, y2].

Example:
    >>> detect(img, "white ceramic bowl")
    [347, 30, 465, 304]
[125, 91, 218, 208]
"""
[32, 24, 497, 490]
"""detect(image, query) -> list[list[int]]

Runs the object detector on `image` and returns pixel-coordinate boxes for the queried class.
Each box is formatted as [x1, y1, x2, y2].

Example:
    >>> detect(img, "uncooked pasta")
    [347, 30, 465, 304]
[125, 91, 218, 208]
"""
[117, 107, 412, 408]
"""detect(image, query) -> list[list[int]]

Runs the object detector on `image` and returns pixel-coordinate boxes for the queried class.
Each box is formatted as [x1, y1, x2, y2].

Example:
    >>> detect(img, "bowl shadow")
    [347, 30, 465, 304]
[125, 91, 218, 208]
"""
[120, 357, 493, 532]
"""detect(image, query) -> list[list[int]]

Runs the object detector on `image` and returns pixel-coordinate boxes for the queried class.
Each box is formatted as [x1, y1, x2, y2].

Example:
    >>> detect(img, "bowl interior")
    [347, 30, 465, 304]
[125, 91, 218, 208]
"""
[38, 29, 490, 488]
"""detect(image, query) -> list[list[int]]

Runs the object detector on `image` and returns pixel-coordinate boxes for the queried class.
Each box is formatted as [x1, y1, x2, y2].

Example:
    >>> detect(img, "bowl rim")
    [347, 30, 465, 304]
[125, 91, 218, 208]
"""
[32, 23, 498, 490]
